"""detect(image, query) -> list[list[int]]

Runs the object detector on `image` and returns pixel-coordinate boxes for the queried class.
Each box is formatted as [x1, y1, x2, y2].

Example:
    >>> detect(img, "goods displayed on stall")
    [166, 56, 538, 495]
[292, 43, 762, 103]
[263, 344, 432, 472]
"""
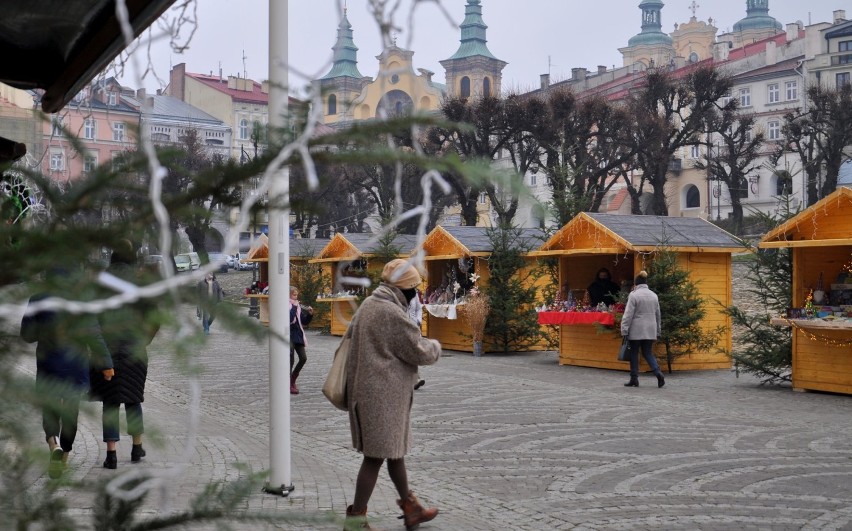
[422, 262, 476, 320]
[536, 286, 622, 326]
[773, 261, 852, 328]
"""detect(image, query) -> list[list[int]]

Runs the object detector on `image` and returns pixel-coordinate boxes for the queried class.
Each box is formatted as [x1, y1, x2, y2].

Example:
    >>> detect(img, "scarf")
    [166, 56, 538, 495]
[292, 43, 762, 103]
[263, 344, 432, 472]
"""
[290, 297, 307, 346]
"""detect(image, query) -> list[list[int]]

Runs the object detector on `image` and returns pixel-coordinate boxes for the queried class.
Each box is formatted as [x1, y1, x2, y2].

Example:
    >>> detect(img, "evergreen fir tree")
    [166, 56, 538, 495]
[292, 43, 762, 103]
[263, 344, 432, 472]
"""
[648, 249, 724, 373]
[483, 224, 543, 353]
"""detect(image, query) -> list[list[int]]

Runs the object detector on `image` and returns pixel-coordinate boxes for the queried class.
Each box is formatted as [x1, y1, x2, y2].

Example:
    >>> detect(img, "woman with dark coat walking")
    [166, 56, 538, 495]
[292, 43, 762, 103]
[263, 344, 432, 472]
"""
[197, 272, 225, 334]
[90, 246, 160, 469]
[343, 259, 442, 530]
[620, 270, 665, 388]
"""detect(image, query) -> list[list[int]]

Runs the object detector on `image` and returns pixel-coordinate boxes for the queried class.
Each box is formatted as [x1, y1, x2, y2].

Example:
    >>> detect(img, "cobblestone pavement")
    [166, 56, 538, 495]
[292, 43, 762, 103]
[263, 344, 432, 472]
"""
[18, 297, 852, 530]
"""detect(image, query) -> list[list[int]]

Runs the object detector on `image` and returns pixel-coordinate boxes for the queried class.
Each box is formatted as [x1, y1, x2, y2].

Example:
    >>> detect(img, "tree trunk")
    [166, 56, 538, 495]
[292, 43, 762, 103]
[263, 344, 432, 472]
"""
[652, 181, 669, 216]
[460, 197, 479, 226]
[185, 225, 208, 257]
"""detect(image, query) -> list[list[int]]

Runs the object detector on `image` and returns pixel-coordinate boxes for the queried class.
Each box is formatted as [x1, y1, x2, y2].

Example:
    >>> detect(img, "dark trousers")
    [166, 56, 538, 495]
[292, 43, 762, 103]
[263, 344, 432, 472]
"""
[628, 339, 663, 379]
[42, 393, 80, 453]
[103, 402, 144, 442]
[290, 344, 307, 377]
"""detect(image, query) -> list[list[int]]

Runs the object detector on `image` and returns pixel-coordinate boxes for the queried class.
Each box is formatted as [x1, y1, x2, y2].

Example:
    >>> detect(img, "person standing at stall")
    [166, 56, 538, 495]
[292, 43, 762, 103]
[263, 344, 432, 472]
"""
[343, 259, 441, 530]
[620, 270, 665, 388]
[587, 267, 621, 307]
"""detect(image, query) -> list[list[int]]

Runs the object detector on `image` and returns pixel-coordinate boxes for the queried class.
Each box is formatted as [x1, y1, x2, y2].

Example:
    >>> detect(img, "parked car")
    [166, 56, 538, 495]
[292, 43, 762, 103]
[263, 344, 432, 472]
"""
[226, 254, 239, 270]
[207, 252, 229, 273]
[238, 257, 257, 271]
[174, 253, 192, 273]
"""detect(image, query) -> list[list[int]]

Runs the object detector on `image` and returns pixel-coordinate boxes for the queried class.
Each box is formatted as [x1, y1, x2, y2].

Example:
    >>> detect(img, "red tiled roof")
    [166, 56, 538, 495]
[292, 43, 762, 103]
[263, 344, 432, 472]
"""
[607, 188, 629, 212]
[727, 30, 803, 61]
[187, 72, 269, 104]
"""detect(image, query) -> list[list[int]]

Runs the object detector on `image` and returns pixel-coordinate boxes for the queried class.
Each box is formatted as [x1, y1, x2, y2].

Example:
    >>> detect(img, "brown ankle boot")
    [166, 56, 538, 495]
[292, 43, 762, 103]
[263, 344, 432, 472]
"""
[343, 505, 373, 530]
[397, 491, 438, 530]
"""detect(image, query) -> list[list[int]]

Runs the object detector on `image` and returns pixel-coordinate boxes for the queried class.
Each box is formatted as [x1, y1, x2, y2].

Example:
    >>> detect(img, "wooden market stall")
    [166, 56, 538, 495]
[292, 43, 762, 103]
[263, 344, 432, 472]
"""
[418, 225, 551, 353]
[533, 213, 741, 371]
[310, 232, 418, 336]
[759, 187, 852, 395]
[243, 236, 330, 327]
[290, 238, 330, 330]
[244, 234, 270, 324]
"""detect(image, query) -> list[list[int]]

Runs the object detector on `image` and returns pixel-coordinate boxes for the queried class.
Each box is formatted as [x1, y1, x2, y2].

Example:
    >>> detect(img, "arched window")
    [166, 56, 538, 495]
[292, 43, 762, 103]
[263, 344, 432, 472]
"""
[239, 119, 248, 140]
[460, 76, 471, 98]
[483, 77, 491, 97]
[685, 185, 700, 209]
[328, 94, 337, 115]
[688, 52, 699, 64]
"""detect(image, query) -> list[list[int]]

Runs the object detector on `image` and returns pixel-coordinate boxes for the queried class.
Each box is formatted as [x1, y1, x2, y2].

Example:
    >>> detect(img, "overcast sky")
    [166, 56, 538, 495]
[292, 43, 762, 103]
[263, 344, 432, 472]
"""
[122, 0, 845, 94]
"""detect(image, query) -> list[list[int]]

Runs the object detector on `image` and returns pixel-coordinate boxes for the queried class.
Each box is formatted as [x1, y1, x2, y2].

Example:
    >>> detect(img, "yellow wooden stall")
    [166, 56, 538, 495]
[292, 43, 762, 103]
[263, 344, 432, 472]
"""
[244, 234, 270, 324]
[418, 226, 552, 353]
[310, 233, 418, 336]
[760, 187, 852, 395]
[290, 238, 330, 330]
[533, 213, 740, 371]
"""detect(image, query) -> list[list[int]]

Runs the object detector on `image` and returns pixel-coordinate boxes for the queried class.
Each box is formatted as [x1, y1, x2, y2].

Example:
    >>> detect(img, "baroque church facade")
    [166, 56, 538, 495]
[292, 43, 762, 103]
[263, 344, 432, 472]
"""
[317, 0, 506, 128]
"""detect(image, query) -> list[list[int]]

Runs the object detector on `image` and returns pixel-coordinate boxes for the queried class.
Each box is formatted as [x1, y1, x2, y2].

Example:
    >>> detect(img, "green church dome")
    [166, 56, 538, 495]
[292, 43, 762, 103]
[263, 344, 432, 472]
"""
[733, 0, 783, 33]
[627, 0, 673, 47]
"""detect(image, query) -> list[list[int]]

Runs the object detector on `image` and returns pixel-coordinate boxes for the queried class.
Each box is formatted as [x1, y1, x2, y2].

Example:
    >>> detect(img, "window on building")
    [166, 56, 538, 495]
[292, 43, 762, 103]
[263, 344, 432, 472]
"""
[768, 120, 781, 141]
[112, 122, 125, 141]
[83, 119, 95, 139]
[785, 80, 798, 101]
[739, 87, 751, 107]
[151, 133, 170, 142]
[837, 72, 851, 87]
[685, 185, 700, 209]
[49, 152, 64, 171]
[721, 90, 732, 106]
[776, 175, 792, 196]
[328, 94, 337, 115]
[239, 119, 249, 140]
[744, 127, 753, 142]
[688, 52, 699, 63]
[529, 172, 537, 186]
[690, 145, 700, 159]
[478, 191, 487, 204]
[84, 154, 97, 173]
[51, 116, 63, 136]
[108, 91, 117, 106]
[840, 40, 852, 52]
[767, 83, 779, 104]
[483, 77, 491, 97]
[460, 76, 471, 99]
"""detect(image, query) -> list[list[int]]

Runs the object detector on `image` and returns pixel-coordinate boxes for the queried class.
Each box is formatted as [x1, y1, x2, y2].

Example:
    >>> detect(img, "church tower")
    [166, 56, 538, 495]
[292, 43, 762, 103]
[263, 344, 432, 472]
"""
[440, 0, 507, 99]
[619, 0, 676, 68]
[722, 0, 783, 47]
[318, 9, 368, 126]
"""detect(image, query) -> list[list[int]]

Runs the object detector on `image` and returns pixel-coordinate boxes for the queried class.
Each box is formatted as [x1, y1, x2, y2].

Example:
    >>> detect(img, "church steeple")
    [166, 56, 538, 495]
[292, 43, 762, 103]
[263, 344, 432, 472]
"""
[734, 0, 782, 33]
[627, 0, 673, 47]
[440, 0, 507, 99]
[446, 0, 497, 60]
[321, 9, 363, 79]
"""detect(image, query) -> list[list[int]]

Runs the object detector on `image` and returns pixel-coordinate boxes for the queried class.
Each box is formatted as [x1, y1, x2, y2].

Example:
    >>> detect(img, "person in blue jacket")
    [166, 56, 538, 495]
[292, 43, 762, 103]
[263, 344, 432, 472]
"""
[21, 267, 114, 478]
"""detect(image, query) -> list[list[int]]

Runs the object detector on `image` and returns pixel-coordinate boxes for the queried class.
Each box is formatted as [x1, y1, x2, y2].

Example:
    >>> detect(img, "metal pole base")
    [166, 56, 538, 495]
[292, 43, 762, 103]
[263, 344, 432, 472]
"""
[263, 482, 295, 497]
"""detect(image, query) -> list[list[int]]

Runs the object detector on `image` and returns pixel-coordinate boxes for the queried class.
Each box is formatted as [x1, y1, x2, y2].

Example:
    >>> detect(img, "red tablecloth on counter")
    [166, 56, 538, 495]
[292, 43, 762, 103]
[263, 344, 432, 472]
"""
[537, 311, 615, 326]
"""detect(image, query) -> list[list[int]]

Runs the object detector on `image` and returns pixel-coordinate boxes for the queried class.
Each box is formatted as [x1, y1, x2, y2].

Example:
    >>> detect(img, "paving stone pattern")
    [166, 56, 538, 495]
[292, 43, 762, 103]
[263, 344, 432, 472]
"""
[16, 265, 852, 530]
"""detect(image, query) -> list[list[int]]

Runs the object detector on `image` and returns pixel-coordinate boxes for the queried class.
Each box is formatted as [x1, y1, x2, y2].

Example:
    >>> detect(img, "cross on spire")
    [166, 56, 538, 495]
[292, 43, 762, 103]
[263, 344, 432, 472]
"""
[689, 1, 700, 17]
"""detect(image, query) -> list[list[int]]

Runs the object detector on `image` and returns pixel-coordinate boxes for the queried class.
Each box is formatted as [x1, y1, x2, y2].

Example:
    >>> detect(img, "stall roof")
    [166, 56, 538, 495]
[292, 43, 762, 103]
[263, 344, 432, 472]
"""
[311, 232, 418, 263]
[419, 226, 546, 259]
[535, 213, 743, 255]
[290, 238, 331, 259]
[760, 187, 852, 248]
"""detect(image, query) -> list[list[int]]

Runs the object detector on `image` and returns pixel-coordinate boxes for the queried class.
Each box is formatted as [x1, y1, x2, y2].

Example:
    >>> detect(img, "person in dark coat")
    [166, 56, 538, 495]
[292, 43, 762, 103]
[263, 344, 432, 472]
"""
[21, 267, 114, 478]
[343, 259, 441, 530]
[587, 267, 621, 307]
[90, 245, 160, 469]
[197, 272, 225, 334]
[620, 270, 665, 388]
[288, 286, 313, 395]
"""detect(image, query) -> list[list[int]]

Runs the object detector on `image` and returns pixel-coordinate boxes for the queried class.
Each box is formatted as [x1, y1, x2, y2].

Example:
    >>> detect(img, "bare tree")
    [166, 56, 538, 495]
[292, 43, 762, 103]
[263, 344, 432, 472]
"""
[625, 66, 734, 215]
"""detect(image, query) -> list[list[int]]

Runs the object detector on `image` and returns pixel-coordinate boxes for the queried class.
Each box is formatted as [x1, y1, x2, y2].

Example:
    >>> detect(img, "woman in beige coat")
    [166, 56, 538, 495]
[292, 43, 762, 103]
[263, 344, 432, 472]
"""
[344, 259, 442, 530]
